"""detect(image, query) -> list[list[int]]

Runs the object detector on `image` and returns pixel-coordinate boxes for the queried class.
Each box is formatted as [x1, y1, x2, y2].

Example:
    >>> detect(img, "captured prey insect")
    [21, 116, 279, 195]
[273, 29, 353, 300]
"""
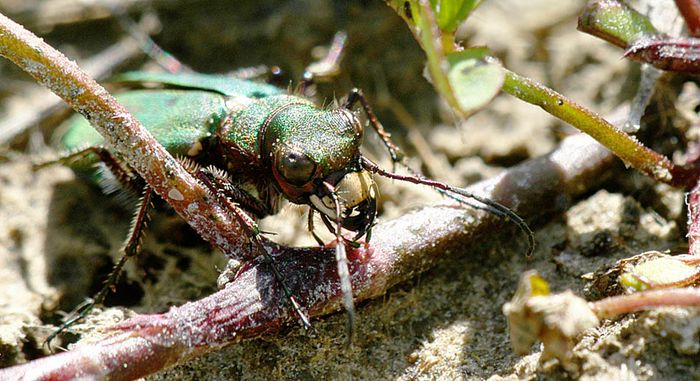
[39, 44, 535, 345]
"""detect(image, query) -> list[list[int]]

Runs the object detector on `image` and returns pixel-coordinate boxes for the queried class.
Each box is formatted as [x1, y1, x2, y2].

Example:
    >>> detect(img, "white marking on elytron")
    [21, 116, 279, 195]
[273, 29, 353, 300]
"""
[224, 95, 254, 114]
[187, 202, 199, 213]
[168, 188, 185, 201]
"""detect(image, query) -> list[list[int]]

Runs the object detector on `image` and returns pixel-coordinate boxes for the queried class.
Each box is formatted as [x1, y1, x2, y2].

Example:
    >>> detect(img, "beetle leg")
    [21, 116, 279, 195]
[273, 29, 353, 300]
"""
[46, 185, 154, 348]
[198, 166, 273, 219]
[196, 168, 312, 330]
[299, 31, 348, 96]
[113, 10, 192, 74]
[35, 145, 144, 194]
[307, 209, 326, 246]
[117, 12, 289, 84]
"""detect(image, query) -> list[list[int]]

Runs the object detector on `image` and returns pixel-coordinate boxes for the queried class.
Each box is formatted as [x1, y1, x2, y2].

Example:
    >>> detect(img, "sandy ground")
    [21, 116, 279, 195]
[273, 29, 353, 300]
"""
[1, 0, 700, 379]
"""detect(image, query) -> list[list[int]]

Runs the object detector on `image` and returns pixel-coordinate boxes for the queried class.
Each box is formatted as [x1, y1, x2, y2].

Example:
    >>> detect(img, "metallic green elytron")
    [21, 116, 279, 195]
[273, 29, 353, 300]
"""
[56, 71, 378, 238]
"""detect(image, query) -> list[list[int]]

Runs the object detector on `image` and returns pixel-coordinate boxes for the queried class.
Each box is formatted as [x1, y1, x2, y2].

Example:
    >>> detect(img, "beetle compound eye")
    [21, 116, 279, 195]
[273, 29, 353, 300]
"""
[275, 146, 317, 186]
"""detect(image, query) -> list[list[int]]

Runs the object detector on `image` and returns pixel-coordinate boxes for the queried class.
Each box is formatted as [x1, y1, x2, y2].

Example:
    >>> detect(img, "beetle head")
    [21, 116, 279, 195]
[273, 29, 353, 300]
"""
[263, 104, 377, 237]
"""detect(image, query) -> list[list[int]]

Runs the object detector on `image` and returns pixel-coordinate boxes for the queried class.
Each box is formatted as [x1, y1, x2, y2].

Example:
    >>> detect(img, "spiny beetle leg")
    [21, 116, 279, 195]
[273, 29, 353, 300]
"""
[195, 168, 312, 330]
[35, 145, 144, 194]
[344, 88, 405, 166]
[199, 166, 272, 219]
[46, 185, 154, 348]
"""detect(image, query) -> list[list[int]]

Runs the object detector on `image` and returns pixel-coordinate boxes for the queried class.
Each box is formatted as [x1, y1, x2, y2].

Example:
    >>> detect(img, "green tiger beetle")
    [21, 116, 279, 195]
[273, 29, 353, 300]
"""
[37, 31, 534, 345]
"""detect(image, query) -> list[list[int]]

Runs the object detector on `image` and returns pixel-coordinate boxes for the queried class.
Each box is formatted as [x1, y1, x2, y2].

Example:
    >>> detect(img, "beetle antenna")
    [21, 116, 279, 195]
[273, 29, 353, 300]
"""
[343, 88, 404, 166]
[113, 7, 192, 74]
[361, 157, 535, 257]
[344, 89, 535, 256]
[299, 31, 348, 96]
[322, 181, 356, 346]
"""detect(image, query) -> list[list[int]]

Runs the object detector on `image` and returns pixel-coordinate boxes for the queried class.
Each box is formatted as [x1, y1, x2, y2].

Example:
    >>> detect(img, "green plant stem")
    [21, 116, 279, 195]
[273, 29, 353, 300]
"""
[577, 0, 661, 49]
[415, 0, 460, 112]
[501, 69, 693, 187]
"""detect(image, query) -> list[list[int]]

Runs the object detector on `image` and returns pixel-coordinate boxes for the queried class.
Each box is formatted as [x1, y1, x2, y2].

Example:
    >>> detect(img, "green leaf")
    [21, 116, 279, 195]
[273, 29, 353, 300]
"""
[430, 0, 482, 32]
[621, 257, 700, 291]
[446, 48, 504, 115]
[578, 0, 659, 48]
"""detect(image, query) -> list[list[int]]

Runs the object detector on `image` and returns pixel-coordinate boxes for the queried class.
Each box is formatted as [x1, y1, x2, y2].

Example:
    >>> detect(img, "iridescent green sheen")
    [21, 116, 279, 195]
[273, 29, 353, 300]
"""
[260, 101, 362, 175]
[55, 71, 363, 195]
[113, 71, 283, 98]
[57, 89, 226, 171]
[57, 71, 288, 170]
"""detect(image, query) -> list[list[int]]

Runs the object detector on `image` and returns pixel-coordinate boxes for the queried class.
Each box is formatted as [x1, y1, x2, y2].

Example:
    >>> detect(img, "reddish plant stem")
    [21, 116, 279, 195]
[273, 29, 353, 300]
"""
[676, 0, 700, 37]
[0, 13, 259, 261]
[592, 288, 700, 318]
[0, 35, 144, 144]
[0, 133, 616, 380]
[625, 36, 700, 74]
